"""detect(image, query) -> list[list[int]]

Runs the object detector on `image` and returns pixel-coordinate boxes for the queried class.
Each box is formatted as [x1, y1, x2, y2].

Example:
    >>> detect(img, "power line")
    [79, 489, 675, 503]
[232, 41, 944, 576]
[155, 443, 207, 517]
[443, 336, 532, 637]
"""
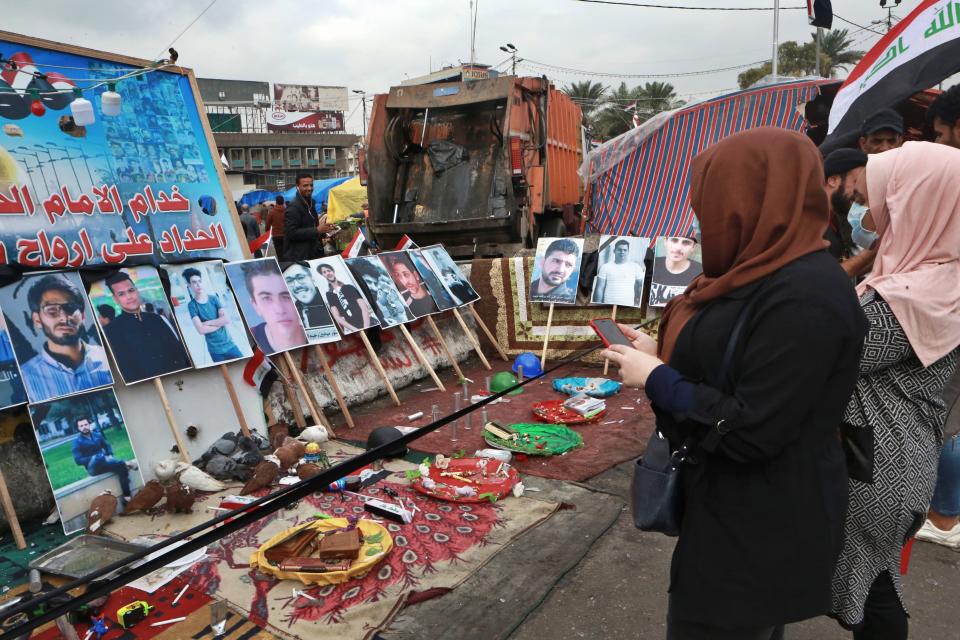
[153, 0, 220, 61]
[575, 0, 804, 10]
[520, 57, 768, 79]
[833, 12, 886, 36]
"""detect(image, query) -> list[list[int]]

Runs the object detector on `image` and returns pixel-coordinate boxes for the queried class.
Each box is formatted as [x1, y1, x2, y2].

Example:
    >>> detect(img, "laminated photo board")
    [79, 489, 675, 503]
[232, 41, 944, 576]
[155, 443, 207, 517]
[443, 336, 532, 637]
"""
[0, 314, 27, 410]
[29, 387, 145, 535]
[0, 271, 114, 404]
[161, 261, 254, 367]
[223, 258, 309, 356]
[648, 236, 703, 308]
[86, 266, 192, 385]
[420, 245, 480, 307]
[307, 256, 380, 335]
[379, 250, 440, 318]
[408, 248, 457, 311]
[590, 236, 650, 308]
[345, 255, 415, 328]
[529, 237, 584, 305]
[282, 262, 340, 345]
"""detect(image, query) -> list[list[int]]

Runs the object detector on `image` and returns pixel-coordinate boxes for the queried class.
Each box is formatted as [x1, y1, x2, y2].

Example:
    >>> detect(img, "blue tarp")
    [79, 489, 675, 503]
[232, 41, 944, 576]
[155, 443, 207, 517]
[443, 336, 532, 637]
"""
[237, 176, 352, 210]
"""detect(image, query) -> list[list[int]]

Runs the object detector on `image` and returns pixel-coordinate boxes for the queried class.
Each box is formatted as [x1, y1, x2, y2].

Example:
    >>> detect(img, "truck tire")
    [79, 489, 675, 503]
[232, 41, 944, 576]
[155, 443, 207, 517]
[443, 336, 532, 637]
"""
[536, 215, 566, 239]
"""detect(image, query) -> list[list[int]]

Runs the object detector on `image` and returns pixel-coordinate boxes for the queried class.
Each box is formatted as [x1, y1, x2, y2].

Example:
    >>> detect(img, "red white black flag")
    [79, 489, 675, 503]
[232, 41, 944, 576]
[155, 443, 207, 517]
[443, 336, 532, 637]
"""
[395, 234, 418, 250]
[342, 227, 368, 259]
[825, 0, 960, 147]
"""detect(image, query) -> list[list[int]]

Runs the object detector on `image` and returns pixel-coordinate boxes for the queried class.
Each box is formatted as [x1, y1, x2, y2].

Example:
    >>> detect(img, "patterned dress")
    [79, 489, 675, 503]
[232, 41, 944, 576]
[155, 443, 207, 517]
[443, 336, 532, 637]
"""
[831, 290, 959, 626]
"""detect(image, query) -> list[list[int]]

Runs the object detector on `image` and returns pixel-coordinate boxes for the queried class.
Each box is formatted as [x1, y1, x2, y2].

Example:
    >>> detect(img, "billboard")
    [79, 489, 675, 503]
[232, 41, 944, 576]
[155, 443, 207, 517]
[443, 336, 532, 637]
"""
[273, 84, 348, 112]
[0, 34, 246, 268]
[266, 109, 345, 133]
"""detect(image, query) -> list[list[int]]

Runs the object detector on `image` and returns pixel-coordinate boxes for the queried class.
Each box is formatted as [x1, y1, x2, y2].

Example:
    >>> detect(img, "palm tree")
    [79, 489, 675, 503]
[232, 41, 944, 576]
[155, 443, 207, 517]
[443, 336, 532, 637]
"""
[813, 28, 865, 77]
[562, 81, 607, 132]
[634, 82, 681, 118]
[594, 82, 639, 140]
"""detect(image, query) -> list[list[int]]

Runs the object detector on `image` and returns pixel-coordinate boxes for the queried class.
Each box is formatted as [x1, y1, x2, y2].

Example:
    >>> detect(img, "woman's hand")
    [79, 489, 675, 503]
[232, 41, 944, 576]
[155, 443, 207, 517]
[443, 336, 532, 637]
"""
[617, 323, 658, 356]
[601, 344, 664, 388]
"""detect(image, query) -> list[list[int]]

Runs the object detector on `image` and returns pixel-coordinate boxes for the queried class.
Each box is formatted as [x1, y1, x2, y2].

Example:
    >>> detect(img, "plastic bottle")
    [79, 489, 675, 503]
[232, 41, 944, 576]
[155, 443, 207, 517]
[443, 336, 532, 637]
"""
[326, 476, 361, 492]
[28, 568, 41, 593]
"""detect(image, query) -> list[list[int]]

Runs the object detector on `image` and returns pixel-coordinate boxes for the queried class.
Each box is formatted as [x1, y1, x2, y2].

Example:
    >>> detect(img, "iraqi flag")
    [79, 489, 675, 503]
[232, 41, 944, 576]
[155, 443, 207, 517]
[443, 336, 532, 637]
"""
[243, 349, 278, 397]
[250, 228, 271, 254]
[342, 227, 368, 259]
[824, 0, 960, 149]
[395, 234, 418, 250]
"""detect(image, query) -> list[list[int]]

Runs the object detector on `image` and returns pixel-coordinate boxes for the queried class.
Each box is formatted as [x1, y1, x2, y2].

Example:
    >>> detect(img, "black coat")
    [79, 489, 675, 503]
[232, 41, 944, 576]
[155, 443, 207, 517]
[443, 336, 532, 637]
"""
[283, 194, 321, 261]
[654, 251, 867, 629]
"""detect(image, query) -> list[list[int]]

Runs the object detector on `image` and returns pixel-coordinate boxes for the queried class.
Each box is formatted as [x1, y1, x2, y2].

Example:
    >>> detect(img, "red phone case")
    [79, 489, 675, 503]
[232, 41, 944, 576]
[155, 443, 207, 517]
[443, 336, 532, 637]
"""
[589, 318, 631, 348]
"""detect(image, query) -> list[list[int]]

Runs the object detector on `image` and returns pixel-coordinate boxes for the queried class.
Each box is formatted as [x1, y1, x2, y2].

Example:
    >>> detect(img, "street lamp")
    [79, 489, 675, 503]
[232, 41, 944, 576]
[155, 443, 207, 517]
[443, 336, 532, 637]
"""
[352, 89, 367, 140]
[499, 44, 519, 74]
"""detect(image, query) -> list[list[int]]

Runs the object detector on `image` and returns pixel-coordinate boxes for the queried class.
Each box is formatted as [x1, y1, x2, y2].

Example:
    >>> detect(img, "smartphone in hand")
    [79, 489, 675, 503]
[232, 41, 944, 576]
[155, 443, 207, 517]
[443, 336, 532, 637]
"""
[589, 318, 634, 349]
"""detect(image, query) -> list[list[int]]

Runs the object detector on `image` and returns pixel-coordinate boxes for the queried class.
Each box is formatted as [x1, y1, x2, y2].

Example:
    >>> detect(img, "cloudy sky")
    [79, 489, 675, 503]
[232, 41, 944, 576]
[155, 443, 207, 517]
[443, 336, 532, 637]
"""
[1, 1, 913, 134]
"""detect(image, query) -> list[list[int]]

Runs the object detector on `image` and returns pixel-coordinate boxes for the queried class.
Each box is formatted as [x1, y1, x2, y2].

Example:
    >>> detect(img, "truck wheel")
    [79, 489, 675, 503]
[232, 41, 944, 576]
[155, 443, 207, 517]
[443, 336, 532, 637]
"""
[536, 216, 565, 239]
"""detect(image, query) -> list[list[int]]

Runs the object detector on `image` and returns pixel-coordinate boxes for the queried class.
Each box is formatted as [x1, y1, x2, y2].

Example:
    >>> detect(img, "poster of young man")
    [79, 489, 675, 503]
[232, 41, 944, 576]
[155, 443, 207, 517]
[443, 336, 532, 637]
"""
[161, 261, 253, 367]
[29, 388, 144, 535]
[0, 272, 114, 404]
[0, 314, 27, 410]
[590, 236, 650, 307]
[408, 249, 457, 311]
[379, 250, 441, 317]
[282, 262, 340, 345]
[529, 237, 584, 305]
[87, 267, 192, 385]
[223, 258, 310, 356]
[307, 257, 380, 335]
[420, 245, 480, 307]
[345, 256, 415, 328]
[648, 235, 703, 307]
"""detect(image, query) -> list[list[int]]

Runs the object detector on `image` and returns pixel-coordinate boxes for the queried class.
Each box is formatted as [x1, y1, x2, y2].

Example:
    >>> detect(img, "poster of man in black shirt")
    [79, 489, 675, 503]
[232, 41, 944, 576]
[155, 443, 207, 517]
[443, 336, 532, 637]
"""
[282, 262, 340, 345]
[308, 256, 379, 335]
[648, 235, 703, 307]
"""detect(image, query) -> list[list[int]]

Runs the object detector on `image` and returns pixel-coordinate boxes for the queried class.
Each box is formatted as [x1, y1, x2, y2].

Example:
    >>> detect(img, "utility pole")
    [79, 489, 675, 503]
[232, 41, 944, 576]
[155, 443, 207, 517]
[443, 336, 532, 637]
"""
[352, 89, 367, 140]
[500, 43, 518, 75]
[815, 27, 822, 77]
[772, 0, 780, 79]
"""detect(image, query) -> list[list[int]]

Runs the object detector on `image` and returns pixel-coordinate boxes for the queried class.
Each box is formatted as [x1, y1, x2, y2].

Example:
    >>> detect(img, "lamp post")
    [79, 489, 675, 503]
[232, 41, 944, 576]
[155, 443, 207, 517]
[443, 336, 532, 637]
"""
[499, 43, 518, 75]
[352, 89, 367, 140]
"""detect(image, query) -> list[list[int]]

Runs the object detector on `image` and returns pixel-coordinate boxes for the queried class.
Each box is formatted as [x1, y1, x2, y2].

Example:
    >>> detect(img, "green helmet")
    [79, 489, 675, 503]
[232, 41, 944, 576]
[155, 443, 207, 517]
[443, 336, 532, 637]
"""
[490, 371, 524, 395]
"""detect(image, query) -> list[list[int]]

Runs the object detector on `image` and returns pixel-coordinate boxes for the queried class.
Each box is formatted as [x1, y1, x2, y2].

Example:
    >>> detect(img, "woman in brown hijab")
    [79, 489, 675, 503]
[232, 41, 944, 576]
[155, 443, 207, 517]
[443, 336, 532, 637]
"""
[603, 128, 868, 640]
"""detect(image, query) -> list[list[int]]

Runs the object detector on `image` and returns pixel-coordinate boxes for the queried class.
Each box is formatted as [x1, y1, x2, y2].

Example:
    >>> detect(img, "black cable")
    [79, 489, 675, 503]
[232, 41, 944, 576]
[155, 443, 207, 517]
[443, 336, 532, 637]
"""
[834, 13, 886, 35]
[0, 315, 659, 638]
[574, 0, 805, 10]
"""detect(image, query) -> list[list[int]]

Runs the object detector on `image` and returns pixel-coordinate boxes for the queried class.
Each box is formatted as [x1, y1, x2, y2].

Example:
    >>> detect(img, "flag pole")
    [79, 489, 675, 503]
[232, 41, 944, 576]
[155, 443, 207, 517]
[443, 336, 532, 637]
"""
[772, 0, 780, 78]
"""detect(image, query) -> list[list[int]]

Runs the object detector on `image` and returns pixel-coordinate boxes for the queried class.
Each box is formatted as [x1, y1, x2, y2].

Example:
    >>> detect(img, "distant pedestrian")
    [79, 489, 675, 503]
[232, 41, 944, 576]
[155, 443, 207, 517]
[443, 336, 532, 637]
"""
[265, 195, 286, 260]
[858, 108, 904, 154]
[239, 204, 262, 258]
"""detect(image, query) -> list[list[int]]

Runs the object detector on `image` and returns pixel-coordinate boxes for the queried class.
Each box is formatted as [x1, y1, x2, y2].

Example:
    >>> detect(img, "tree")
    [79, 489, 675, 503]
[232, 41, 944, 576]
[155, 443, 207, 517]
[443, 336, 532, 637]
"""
[594, 81, 682, 140]
[562, 81, 606, 132]
[737, 30, 864, 88]
[816, 28, 865, 77]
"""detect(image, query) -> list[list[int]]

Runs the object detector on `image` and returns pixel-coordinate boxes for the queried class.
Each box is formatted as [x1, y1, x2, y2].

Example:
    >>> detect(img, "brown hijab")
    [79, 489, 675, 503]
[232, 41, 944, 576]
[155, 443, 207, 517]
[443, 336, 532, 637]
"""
[657, 127, 830, 362]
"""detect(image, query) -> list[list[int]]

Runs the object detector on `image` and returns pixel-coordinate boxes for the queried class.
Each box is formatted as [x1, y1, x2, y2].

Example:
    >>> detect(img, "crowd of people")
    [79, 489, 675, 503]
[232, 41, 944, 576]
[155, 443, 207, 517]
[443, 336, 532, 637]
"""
[603, 83, 960, 640]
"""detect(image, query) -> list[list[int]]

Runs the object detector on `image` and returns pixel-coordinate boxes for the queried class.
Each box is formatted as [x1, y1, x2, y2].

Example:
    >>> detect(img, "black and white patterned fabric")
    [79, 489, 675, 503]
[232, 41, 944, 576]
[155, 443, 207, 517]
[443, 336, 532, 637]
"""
[831, 290, 959, 626]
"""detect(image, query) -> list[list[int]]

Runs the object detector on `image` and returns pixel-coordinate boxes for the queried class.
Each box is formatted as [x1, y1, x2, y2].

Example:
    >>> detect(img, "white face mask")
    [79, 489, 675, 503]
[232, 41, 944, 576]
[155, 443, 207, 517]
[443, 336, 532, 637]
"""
[848, 202, 878, 250]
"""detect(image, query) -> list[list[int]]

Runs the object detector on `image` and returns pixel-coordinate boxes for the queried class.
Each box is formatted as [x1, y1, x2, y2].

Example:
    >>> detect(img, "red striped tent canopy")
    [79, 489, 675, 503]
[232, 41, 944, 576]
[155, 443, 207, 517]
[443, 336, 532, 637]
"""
[584, 79, 833, 238]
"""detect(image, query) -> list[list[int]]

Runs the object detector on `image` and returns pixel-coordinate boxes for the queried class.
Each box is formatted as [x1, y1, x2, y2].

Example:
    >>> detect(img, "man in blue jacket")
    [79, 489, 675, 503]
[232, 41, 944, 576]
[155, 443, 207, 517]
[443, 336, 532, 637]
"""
[71, 417, 134, 502]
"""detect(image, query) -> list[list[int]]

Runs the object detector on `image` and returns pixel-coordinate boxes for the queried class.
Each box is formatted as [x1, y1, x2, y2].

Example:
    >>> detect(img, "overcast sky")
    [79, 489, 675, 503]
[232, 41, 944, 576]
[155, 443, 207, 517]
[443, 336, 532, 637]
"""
[1, 1, 914, 134]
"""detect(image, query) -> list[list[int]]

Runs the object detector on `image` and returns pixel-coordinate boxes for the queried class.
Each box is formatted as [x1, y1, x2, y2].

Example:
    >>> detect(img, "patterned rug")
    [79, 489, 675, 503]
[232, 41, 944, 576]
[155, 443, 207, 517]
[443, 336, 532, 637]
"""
[103, 443, 558, 640]
[470, 257, 659, 364]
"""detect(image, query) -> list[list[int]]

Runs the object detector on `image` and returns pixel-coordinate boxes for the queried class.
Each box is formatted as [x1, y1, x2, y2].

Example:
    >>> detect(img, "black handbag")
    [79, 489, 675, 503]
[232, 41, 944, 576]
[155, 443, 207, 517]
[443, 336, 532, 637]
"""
[631, 290, 763, 536]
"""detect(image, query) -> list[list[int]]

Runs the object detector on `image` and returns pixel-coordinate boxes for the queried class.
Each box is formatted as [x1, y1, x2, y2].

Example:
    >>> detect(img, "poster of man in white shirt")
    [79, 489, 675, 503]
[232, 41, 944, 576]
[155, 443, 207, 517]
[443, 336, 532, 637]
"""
[590, 236, 649, 307]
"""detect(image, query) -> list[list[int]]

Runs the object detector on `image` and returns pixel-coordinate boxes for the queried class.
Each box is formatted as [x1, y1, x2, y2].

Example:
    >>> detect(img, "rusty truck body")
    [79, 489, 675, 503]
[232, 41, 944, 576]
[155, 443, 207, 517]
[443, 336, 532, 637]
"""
[363, 75, 583, 257]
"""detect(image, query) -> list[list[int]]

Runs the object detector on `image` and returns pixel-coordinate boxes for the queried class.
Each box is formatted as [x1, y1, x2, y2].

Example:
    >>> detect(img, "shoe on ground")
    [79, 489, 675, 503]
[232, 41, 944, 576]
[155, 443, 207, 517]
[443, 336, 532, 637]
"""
[915, 518, 960, 549]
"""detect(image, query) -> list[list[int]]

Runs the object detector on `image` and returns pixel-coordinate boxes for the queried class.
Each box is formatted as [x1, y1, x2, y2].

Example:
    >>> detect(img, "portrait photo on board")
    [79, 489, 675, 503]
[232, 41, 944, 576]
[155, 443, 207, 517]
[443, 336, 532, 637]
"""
[0, 272, 114, 404]
[420, 245, 480, 306]
[408, 248, 457, 311]
[307, 257, 379, 335]
[87, 266, 192, 385]
[161, 261, 254, 367]
[346, 256, 415, 328]
[529, 237, 584, 305]
[590, 236, 650, 307]
[29, 388, 144, 535]
[0, 314, 27, 410]
[648, 234, 703, 308]
[282, 262, 340, 345]
[379, 250, 440, 317]
[223, 258, 309, 356]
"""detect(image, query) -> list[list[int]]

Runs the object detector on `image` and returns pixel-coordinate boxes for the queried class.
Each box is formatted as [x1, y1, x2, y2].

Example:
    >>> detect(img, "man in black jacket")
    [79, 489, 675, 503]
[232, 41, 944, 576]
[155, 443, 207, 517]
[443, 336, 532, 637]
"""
[283, 173, 337, 261]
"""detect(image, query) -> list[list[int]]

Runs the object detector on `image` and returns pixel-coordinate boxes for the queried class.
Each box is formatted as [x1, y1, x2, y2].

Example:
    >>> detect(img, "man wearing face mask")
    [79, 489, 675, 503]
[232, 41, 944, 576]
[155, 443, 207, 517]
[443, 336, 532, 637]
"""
[822, 149, 876, 277]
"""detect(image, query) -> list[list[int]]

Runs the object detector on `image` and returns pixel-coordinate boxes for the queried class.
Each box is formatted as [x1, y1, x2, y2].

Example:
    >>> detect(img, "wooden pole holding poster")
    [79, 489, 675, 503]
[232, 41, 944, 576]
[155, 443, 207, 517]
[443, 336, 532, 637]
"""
[425, 316, 466, 381]
[452, 308, 492, 370]
[603, 305, 618, 376]
[154, 379, 191, 463]
[219, 365, 251, 437]
[467, 304, 509, 361]
[540, 303, 555, 369]
[276, 357, 307, 429]
[0, 468, 26, 550]
[315, 346, 354, 428]
[358, 332, 401, 406]
[399, 324, 446, 391]
[283, 351, 335, 437]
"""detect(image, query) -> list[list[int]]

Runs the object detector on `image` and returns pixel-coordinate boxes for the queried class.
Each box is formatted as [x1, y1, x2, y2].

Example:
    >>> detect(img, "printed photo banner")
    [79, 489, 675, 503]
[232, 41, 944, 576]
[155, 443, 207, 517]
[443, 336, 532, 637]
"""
[307, 256, 379, 335]
[0, 271, 114, 404]
[282, 262, 340, 345]
[590, 235, 650, 308]
[345, 255, 415, 328]
[420, 245, 480, 307]
[0, 34, 246, 269]
[408, 248, 457, 311]
[529, 237, 585, 305]
[161, 261, 254, 368]
[378, 250, 440, 318]
[86, 266, 192, 385]
[648, 236, 702, 308]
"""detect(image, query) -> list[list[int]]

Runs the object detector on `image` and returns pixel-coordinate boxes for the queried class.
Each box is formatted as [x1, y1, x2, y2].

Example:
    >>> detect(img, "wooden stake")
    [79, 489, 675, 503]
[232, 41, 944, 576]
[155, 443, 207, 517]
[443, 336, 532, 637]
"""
[540, 303, 555, 369]
[359, 331, 400, 406]
[603, 305, 618, 376]
[154, 378, 190, 463]
[467, 304, 508, 361]
[399, 324, 445, 391]
[219, 365, 251, 437]
[426, 316, 466, 381]
[276, 357, 306, 429]
[452, 308, 491, 370]
[0, 468, 25, 550]
[314, 345, 354, 428]
[283, 351, 334, 437]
